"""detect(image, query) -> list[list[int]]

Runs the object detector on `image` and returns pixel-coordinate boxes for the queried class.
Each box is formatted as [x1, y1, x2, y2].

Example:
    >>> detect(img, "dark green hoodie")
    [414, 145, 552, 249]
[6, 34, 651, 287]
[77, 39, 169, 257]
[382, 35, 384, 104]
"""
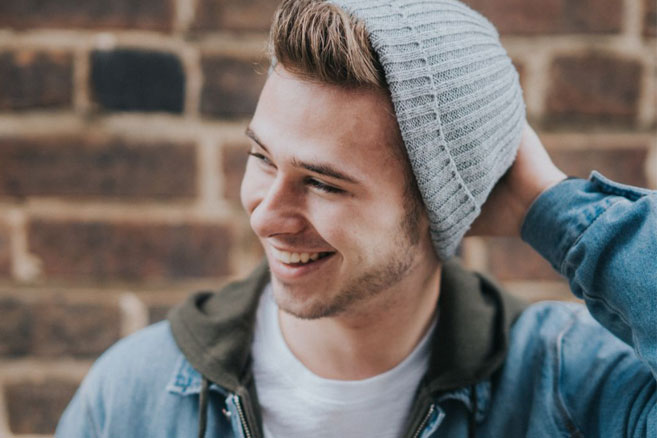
[169, 258, 526, 438]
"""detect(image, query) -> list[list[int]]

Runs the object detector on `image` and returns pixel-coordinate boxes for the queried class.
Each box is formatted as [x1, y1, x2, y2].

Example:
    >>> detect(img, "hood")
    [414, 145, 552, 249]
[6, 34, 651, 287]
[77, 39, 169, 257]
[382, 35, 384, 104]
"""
[168, 258, 526, 396]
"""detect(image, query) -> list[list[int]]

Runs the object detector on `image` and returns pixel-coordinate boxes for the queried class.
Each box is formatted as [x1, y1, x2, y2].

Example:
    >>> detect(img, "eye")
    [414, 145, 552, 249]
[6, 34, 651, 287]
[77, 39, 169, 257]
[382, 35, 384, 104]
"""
[248, 151, 274, 167]
[306, 178, 344, 194]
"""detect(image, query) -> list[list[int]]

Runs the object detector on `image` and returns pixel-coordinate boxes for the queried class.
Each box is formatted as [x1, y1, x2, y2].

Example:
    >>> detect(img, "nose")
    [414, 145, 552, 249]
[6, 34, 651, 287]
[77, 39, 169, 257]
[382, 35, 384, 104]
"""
[248, 176, 306, 238]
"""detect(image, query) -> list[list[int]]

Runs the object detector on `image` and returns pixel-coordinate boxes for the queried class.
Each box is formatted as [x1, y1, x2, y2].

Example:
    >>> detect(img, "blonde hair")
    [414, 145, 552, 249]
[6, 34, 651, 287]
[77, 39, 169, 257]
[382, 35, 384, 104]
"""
[268, 0, 386, 89]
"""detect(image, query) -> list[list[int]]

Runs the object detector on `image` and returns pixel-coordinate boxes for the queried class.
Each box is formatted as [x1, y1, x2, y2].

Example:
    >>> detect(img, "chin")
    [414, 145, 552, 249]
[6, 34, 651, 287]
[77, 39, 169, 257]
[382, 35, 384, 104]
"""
[272, 281, 345, 320]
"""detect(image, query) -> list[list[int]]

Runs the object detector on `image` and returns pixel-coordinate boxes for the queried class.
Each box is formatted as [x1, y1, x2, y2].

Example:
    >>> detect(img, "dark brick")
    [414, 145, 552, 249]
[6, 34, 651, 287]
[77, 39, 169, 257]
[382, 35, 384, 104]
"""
[0, 0, 174, 32]
[0, 295, 120, 358]
[464, 0, 623, 35]
[0, 223, 11, 276]
[201, 55, 268, 118]
[0, 297, 32, 356]
[29, 220, 233, 282]
[91, 49, 185, 113]
[645, 0, 657, 37]
[222, 142, 249, 202]
[550, 146, 649, 187]
[546, 54, 642, 127]
[32, 296, 121, 357]
[0, 137, 197, 200]
[485, 237, 563, 281]
[193, 0, 279, 32]
[0, 51, 72, 111]
[6, 380, 78, 434]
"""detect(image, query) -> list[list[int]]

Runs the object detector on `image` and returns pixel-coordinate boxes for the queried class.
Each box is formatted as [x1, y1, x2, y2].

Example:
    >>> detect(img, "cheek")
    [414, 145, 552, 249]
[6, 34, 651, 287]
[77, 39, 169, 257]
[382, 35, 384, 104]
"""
[306, 197, 398, 253]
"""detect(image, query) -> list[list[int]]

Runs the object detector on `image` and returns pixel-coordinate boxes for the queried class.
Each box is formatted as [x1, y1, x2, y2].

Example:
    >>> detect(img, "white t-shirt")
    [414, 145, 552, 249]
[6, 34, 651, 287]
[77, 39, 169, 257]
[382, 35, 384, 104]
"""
[251, 284, 436, 438]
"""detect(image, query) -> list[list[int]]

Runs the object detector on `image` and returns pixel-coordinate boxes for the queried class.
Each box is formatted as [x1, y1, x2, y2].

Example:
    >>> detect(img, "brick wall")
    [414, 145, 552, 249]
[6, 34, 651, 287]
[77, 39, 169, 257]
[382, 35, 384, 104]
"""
[0, 0, 655, 435]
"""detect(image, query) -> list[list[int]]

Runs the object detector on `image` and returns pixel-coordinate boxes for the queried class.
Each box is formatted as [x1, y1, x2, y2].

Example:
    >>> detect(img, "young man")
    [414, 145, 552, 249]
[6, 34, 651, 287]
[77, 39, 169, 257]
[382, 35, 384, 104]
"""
[57, 0, 656, 437]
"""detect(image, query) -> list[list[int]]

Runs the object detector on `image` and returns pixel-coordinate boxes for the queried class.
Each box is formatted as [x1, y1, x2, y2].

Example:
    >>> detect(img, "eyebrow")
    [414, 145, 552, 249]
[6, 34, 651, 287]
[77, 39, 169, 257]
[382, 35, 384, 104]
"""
[245, 126, 361, 185]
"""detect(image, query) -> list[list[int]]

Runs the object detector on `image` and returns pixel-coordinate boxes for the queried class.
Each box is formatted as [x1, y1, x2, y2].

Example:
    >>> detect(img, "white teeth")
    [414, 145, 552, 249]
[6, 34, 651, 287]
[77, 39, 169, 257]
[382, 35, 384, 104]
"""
[271, 247, 326, 265]
[279, 251, 291, 263]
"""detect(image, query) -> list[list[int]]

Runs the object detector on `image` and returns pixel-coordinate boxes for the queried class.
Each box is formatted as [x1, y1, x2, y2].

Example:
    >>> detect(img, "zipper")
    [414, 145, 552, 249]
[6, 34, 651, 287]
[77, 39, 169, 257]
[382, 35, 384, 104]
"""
[412, 403, 436, 438]
[234, 394, 253, 438]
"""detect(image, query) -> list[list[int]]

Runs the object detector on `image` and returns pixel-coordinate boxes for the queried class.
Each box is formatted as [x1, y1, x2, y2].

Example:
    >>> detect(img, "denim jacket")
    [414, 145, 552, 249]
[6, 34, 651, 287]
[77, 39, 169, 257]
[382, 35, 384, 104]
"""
[57, 172, 657, 437]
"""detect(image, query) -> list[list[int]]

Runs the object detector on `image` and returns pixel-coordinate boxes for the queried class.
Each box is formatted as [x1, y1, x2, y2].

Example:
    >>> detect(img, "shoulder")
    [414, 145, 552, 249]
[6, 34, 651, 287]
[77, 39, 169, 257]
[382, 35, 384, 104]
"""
[505, 301, 653, 433]
[508, 300, 636, 364]
[90, 321, 180, 378]
[75, 320, 187, 414]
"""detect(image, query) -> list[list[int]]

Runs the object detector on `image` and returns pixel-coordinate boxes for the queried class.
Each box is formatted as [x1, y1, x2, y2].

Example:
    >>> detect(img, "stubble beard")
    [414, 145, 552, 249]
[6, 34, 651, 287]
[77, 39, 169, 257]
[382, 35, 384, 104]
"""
[274, 202, 423, 320]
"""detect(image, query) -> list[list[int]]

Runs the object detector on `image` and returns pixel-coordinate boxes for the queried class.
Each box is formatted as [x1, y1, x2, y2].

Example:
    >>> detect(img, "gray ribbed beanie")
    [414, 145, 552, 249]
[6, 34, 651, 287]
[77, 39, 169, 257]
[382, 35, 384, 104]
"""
[328, 0, 525, 259]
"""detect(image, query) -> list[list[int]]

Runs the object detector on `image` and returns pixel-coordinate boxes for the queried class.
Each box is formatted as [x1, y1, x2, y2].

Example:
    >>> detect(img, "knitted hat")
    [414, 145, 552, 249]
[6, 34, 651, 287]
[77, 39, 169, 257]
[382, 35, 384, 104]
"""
[329, 0, 525, 259]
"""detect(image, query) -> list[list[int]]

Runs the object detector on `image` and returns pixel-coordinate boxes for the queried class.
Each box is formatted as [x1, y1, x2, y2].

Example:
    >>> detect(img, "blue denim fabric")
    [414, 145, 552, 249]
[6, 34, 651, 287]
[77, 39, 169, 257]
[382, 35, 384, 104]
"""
[57, 172, 656, 437]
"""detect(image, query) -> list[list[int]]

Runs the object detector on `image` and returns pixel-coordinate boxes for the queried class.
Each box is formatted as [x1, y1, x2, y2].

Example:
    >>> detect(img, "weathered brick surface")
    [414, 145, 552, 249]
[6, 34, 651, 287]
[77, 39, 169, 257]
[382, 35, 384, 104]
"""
[464, 0, 623, 35]
[484, 237, 564, 281]
[32, 296, 121, 357]
[546, 54, 642, 127]
[6, 380, 79, 434]
[0, 51, 73, 111]
[645, 0, 657, 37]
[549, 146, 649, 187]
[0, 222, 11, 276]
[222, 142, 249, 202]
[0, 137, 197, 200]
[0, 295, 120, 357]
[0, 297, 32, 356]
[91, 49, 185, 113]
[512, 59, 526, 92]
[193, 0, 279, 32]
[0, 0, 174, 31]
[201, 55, 268, 119]
[28, 220, 233, 282]
[148, 303, 173, 324]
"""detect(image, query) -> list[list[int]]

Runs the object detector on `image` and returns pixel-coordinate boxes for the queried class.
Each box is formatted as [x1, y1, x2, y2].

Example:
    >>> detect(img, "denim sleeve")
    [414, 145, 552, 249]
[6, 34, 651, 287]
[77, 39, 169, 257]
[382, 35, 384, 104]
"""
[522, 171, 656, 373]
[521, 171, 656, 434]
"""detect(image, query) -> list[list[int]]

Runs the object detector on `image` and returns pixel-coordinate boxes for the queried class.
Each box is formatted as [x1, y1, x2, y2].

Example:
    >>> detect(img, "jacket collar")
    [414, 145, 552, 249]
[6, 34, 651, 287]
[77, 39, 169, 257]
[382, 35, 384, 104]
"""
[168, 259, 526, 415]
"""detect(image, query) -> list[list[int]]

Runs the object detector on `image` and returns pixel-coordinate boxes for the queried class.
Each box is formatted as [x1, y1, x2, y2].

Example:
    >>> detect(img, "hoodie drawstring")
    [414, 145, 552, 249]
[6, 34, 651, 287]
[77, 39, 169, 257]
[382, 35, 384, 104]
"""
[198, 376, 209, 438]
[468, 384, 478, 438]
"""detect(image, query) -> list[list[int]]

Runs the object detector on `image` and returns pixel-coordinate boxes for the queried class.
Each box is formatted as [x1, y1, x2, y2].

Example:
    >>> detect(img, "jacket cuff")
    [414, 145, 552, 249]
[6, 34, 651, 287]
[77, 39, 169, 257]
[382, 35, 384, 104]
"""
[520, 174, 608, 274]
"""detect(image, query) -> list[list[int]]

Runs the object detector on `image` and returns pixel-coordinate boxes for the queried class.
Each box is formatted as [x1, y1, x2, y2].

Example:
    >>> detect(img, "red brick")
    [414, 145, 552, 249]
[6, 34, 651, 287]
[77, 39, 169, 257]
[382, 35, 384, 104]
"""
[192, 0, 279, 32]
[201, 55, 268, 119]
[28, 220, 233, 282]
[549, 146, 648, 187]
[0, 0, 174, 32]
[6, 380, 78, 434]
[32, 296, 121, 357]
[484, 237, 563, 281]
[0, 223, 11, 276]
[645, 0, 657, 37]
[0, 295, 120, 358]
[546, 54, 642, 127]
[0, 51, 72, 111]
[148, 303, 172, 324]
[464, 0, 623, 35]
[512, 59, 527, 93]
[0, 137, 197, 200]
[222, 142, 249, 202]
[0, 297, 32, 356]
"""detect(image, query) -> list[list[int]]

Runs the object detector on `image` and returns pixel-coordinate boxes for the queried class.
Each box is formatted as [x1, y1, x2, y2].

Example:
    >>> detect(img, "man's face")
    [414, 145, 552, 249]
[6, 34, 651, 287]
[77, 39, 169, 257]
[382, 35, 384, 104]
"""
[241, 67, 436, 320]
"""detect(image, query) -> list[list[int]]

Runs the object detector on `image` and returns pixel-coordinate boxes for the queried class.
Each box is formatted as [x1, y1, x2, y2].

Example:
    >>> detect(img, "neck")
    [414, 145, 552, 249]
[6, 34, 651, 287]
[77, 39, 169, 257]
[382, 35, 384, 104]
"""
[278, 260, 442, 380]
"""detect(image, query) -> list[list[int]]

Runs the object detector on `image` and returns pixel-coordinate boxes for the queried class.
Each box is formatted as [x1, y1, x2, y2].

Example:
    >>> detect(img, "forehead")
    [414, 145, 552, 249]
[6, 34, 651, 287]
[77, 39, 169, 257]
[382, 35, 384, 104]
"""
[250, 67, 406, 178]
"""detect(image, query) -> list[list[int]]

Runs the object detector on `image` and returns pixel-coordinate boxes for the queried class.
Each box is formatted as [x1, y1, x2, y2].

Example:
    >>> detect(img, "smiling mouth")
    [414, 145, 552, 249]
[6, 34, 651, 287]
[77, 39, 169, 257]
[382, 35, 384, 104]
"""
[270, 246, 334, 265]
